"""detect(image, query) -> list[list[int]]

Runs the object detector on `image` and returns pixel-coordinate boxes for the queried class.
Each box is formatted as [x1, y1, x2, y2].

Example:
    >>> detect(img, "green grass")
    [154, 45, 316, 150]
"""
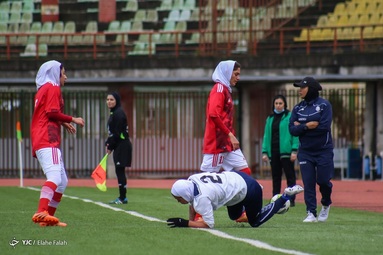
[1, 186, 382, 255]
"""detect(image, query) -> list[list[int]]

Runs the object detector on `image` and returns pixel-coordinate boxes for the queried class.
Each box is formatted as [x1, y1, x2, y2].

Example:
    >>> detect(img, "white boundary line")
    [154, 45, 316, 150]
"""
[26, 187, 314, 255]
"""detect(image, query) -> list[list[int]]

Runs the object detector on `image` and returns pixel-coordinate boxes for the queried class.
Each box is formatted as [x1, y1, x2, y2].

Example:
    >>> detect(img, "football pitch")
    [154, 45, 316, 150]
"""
[1, 186, 382, 255]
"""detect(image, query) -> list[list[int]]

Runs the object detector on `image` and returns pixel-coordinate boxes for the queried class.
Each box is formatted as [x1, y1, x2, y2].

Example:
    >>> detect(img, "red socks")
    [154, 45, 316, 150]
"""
[37, 181, 57, 213]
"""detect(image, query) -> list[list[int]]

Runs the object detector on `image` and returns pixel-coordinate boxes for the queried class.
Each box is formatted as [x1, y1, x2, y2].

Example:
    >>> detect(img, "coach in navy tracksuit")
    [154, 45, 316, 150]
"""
[289, 77, 334, 223]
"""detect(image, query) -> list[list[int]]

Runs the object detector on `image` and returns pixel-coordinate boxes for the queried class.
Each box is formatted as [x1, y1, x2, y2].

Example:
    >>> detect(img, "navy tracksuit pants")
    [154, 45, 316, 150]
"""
[298, 149, 334, 216]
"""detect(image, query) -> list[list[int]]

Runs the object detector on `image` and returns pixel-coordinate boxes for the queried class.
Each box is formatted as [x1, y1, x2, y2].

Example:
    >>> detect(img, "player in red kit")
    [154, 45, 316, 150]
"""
[198, 60, 252, 222]
[31, 60, 85, 227]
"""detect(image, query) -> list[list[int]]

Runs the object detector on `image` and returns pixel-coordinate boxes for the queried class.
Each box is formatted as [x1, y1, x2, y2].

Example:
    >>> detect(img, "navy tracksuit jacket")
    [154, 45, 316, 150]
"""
[289, 97, 333, 216]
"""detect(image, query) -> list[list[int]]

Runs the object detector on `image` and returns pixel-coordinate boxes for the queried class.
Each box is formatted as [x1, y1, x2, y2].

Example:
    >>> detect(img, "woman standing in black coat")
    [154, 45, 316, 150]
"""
[105, 92, 132, 204]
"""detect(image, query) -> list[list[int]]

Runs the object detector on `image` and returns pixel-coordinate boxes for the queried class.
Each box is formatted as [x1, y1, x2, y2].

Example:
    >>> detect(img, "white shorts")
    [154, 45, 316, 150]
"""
[36, 147, 68, 191]
[200, 149, 249, 172]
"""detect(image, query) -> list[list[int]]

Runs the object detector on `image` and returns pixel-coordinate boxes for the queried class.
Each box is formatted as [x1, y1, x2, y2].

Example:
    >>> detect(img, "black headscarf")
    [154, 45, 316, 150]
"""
[304, 87, 319, 102]
[109, 91, 121, 112]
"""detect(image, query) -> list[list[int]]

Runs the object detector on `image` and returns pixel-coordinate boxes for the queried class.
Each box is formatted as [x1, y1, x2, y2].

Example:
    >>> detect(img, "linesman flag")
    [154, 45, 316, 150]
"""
[91, 154, 108, 192]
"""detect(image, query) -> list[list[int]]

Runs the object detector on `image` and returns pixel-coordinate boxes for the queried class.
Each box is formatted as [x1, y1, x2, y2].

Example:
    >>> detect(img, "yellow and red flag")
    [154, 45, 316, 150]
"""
[91, 154, 108, 192]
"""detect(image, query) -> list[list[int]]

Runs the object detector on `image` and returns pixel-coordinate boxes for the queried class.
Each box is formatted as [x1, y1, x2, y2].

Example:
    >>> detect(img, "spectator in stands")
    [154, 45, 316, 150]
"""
[105, 92, 132, 205]
[198, 60, 252, 222]
[261, 94, 299, 206]
[31, 60, 85, 227]
[289, 77, 334, 223]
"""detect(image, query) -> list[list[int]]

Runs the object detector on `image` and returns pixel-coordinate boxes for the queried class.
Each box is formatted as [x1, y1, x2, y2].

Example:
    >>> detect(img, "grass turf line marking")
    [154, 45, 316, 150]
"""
[26, 187, 314, 255]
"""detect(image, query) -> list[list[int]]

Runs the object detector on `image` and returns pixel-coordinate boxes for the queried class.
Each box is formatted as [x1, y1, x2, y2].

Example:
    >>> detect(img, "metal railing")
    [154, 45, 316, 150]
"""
[0, 87, 365, 178]
[2, 24, 383, 60]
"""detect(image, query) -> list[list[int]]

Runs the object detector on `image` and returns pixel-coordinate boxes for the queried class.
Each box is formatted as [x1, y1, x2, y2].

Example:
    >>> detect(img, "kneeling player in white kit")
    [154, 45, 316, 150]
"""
[167, 171, 303, 228]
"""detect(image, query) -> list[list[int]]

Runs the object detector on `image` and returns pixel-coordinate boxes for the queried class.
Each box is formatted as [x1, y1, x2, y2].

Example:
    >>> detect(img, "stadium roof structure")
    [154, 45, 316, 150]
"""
[2, 74, 383, 86]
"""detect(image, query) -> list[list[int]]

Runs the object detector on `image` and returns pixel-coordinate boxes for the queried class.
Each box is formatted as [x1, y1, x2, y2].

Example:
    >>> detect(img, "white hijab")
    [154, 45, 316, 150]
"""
[171, 179, 194, 203]
[211, 60, 235, 93]
[35, 60, 61, 90]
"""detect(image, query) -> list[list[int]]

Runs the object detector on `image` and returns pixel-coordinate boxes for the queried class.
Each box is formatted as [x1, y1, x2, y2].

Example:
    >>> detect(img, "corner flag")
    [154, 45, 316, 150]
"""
[91, 154, 108, 192]
[16, 121, 22, 142]
[16, 121, 23, 187]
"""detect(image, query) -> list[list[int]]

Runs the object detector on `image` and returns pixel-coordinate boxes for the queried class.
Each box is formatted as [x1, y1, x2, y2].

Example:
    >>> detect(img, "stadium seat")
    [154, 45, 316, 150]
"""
[16, 23, 30, 44]
[310, 28, 322, 41]
[185, 32, 199, 44]
[175, 21, 187, 32]
[146, 10, 158, 22]
[316, 15, 328, 27]
[363, 26, 374, 39]
[333, 2, 345, 15]
[338, 27, 353, 40]
[49, 21, 64, 45]
[344, 1, 357, 14]
[122, 0, 138, 12]
[183, 0, 196, 10]
[173, 0, 184, 10]
[128, 42, 156, 55]
[321, 28, 334, 40]
[0, 23, 6, 33]
[115, 34, 129, 45]
[21, 12, 33, 24]
[326, 14, 338, 28]
[39, 22, 52, 44]
[0, 2, 9, 14]
[294, 28, 308, 42]
[231, 39, 248, 54]
[157, 0, 172, 11]
[64, 21, 76, 33]
[8, 13, 21, 24]
[354, 1, 367, 15]
[179, 10, 191, 21]
[120, 20, 131, 31]
[165, 10, 180, 21]
[158, 33, 176, 44]
[133, 10, 146, 22]
[372, 25, 383, 38]
[10, 1, 22, 13]
[0, 12, 8, 24]
[68, 34, 83, 45]
[131, 21, 143, 31]
[136, 33, 160, 44]
[336, 15, 348, 27]
[0, 23, 6, 45]
[358, 14, 370, 26]
[107, 21, 120, 32]
[20, 43, 48, 57]
[85, 21, 98, 32]
[162, 21, 176, 31]
[348, 14, 360, 26]
[30, 21, 41, 32]
[189, 9, 201, 21]
[369, 13, 381, 25]
[22, 1, 34, 13]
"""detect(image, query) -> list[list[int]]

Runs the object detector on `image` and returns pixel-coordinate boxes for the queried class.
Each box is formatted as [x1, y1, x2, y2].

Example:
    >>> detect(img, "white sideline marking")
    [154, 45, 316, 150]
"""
[27, 187, 313, 255]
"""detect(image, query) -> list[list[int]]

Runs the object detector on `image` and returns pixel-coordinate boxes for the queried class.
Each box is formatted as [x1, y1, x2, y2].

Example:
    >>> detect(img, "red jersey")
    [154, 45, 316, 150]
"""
[203, 83, 234, 154]
[31, 83, 65, 156]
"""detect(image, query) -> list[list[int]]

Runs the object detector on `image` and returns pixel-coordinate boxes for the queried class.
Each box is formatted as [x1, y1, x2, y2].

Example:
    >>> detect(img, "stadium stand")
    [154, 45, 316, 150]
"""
[2, 0, 383, 58]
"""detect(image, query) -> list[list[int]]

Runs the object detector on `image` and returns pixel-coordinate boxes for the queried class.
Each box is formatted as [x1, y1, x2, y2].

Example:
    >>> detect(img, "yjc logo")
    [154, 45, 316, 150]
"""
[9, 237, 19, 248]
[22, 239, 33, 245]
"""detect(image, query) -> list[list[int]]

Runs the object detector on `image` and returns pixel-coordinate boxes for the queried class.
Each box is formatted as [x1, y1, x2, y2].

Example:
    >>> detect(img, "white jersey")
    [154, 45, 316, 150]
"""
[188, 171, 247, 228]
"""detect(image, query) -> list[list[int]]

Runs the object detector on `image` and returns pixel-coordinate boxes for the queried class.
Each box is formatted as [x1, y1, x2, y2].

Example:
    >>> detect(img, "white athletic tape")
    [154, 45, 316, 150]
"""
[26, 187, 313, 255]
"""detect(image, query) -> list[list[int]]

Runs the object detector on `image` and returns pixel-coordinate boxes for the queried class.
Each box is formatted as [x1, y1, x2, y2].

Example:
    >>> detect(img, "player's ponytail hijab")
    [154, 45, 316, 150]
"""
[211, 60, 236, 93]
[35, 60, 62, 90]
[171, 180, 194, 203]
